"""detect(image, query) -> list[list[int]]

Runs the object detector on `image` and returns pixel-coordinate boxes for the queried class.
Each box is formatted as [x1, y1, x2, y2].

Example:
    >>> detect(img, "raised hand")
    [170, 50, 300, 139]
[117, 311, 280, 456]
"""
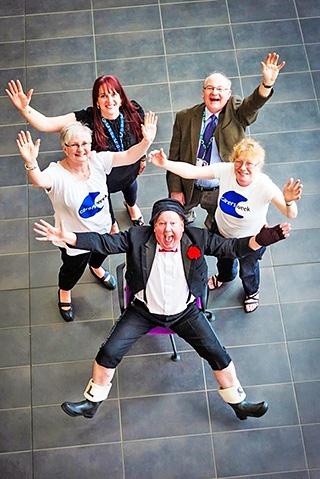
[16, 130, 40, 163]
[261, 53, 285, 85]
[255, 222, 291, 247]
[6, 79, 34, 111]
[283, 178, 303, 203]
[34, 219, 77, 245]
[141, 111, 158, 144]
[148, 148, 168, 168]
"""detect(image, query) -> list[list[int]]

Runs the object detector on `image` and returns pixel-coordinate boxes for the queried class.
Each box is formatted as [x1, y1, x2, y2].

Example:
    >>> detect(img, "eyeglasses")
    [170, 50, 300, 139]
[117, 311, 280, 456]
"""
[203, 86, 230, 93]
[234, 160, 258, 170]
[65, 142, 91, 149]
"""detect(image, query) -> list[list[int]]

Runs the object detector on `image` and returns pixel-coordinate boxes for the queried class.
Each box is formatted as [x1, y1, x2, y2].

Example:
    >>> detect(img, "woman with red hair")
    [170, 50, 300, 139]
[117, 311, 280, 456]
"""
[6, 75, 147, 233]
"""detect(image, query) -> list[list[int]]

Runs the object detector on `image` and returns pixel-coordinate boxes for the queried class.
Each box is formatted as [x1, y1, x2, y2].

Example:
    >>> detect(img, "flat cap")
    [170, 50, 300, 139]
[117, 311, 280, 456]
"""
[149, 198, 188, 225]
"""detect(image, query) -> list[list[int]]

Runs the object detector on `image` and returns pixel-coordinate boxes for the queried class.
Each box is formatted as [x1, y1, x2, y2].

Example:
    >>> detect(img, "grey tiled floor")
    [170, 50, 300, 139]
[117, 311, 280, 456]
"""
[1, 1, 320, 478]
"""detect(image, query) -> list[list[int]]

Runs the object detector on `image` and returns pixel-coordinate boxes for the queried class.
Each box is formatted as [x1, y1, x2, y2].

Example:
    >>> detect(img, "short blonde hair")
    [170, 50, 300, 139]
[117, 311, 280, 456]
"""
[230, 137, 265, 168]
[60, 121, 92, 147]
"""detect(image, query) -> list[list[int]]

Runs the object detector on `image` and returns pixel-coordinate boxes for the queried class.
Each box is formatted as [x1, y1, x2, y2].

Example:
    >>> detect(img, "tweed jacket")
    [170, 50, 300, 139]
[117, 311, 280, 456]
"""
[167, 86, 273, 205]
[75, 226, 253, 300]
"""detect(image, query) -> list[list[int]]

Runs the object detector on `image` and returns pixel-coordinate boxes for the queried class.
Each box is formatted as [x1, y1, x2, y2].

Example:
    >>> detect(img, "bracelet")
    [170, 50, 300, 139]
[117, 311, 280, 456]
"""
[286, 201, 294, 207]
[262, 82, 274, 88]
[24, 163, 38, 171]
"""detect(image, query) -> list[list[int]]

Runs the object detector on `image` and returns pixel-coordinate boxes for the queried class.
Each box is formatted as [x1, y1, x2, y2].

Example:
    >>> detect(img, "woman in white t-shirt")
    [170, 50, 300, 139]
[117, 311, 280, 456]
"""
[16, 113, 157, 321]
[148, 138, 302, 313]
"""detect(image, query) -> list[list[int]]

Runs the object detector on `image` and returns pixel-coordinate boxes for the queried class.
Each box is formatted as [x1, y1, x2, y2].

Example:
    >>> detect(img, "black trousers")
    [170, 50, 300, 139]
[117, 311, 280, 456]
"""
[58, 248, 108, 291]
[96, 300, 232, 371]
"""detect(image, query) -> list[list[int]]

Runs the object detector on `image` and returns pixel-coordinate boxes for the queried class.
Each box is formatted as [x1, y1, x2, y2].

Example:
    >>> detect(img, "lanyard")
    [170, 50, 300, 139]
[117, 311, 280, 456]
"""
[198, 110, 214, 160]
[101, 112, 125, 151]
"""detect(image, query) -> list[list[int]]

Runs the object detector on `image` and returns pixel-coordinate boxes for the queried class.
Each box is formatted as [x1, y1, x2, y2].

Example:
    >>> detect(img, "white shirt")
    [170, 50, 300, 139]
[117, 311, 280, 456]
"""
[136, 245, 195, 315]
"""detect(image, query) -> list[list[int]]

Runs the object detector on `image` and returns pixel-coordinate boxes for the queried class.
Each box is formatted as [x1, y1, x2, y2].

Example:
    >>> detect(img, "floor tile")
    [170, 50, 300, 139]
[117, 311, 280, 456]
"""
[302, 424, 320, 468]
[123, 435, 215, 479]
[120, 391, 210, 441]
[213, 426, 306, 476]
[0, 409, 32, 453]
[0, 452, 32, 479]
[228, 0, 297, 22]
[33, 443, 123, 479]
[118, 350, 205, 397]
[295, 381, 320, 424]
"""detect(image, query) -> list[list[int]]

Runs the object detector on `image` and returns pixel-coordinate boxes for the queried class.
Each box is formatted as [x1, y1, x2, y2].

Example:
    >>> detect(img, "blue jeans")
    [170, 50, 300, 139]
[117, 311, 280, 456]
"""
[211, 221, 266, 296]
[216, 247, 266, 296]
[96, 300, 231, 371]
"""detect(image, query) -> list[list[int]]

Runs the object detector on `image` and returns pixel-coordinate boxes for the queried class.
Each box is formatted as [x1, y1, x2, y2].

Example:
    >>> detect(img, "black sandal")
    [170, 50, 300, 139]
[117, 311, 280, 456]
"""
[208, 274, 223, 290]
[244, 290, 259, 313]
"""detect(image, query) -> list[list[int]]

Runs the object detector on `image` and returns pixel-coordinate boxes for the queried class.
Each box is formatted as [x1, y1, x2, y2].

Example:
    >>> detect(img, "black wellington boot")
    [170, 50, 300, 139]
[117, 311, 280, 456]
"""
[229, 400, 268, 420]
[61, 399, 102, 418]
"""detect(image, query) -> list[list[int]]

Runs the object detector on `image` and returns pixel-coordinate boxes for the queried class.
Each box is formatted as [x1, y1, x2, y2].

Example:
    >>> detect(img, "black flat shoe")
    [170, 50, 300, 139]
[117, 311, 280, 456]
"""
[58, 289, 74, 322]
[229, 400, 268, 420]
[61, 399, 102, 418]
[89, 267, 117, 290]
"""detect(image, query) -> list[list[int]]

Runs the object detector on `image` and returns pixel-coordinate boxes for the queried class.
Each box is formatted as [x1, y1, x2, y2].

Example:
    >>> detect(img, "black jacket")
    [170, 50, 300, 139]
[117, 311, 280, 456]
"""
[75, 226, 254, 300]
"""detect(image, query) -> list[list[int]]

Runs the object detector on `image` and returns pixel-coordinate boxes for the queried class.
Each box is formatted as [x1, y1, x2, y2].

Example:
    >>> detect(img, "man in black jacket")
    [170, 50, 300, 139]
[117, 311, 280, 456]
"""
[34, 198, 290, 421]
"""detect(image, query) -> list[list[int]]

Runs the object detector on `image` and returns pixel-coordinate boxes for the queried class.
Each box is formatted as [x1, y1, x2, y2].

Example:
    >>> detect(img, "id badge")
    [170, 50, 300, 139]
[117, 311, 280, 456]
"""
[196, 157, 208, 167]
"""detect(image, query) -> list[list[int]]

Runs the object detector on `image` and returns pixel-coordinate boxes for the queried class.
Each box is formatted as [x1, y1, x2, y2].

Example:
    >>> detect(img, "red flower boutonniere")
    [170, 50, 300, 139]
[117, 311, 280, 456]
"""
[187, 245, 201, 260]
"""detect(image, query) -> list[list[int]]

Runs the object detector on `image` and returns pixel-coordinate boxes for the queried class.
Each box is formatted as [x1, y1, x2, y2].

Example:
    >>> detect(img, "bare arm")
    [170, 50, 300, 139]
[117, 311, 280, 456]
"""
[148, 148, 215, 180]
[112, 111, 158, 167]
[16, 130, 52, 189]
[258, 52, 285, 98]
[6, 79, 76, 132]
[271, 178, 302, 218]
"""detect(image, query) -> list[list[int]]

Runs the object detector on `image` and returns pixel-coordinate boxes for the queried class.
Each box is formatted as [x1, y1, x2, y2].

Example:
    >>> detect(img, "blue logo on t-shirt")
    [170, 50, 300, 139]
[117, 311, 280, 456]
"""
[219, 191, 248, 219]
[78, 192, 104, 219]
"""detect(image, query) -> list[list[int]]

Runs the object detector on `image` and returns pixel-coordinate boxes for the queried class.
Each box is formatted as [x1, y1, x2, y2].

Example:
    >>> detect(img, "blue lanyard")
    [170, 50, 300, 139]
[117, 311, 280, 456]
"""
[198, 110, 214, 160]
[101, 112, 125, 151]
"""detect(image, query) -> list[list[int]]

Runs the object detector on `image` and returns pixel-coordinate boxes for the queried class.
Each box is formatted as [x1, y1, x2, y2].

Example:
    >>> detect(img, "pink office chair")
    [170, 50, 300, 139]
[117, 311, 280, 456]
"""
[116, 262, 213, 362]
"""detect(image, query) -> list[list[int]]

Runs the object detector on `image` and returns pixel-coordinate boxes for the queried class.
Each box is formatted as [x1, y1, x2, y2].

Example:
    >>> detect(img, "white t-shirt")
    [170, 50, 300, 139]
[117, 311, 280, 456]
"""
[46, 150, 113, 255]
[210, 163, 281, 237]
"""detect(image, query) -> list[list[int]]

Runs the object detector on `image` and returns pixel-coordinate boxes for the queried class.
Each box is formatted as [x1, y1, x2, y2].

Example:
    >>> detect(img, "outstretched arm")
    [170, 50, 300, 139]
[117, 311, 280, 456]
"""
[259, 52, 285, 98]
[6, 79, 76, 132]
[249, 222, 290, 250]
[34, 219, 77, 245]
[271, 178, 302, 218]
[148, 148, 215, 180]
[205, 222, 291, 259]
[112, 111, 158, 167]
[16, 130, 52, 189]
[34, 218, 127, 255]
